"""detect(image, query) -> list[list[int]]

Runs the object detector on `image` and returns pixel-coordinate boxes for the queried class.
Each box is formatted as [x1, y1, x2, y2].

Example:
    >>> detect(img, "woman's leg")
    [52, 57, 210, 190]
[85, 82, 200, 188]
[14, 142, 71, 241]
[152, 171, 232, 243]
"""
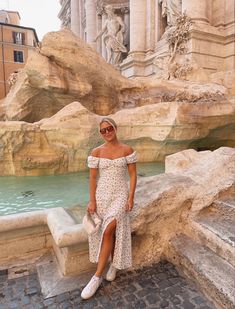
[111, 233, 116, 261]
[95, 219, 117, 277]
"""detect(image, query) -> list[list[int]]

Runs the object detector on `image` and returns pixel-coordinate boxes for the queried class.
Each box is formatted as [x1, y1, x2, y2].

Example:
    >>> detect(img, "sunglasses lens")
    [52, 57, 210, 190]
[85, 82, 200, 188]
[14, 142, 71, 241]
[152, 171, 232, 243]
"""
[107, 126, 114, 132]
[100, 129, 106, 134]
[100, 126, 114, 134]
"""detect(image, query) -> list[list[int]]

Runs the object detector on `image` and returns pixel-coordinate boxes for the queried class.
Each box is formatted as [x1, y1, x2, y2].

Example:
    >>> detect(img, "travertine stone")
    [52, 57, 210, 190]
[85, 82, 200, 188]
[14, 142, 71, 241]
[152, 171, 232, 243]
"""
[0, 29, 134, 121]
[182, 0, 211, 24]
[129, 0, 146, 53]
[0, 29, 234, 176]
[167, 234, 235, 309]
[85, 0, 97, 49]
[94, 5, 127, 65]
[131, 147, 235, 267]
[71, 0, 80, 36]
[0, 85, 234, 176]
[60, 1, 235, 78]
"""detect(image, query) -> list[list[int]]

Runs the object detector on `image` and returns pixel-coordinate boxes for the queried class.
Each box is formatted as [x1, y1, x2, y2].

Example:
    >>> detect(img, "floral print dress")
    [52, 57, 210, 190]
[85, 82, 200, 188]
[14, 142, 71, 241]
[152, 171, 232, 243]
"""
[87, 151, 137, 270]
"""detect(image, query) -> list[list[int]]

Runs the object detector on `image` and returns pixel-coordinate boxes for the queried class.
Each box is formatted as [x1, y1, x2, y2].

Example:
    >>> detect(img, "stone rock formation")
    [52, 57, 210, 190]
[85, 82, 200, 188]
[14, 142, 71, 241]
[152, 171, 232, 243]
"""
[0, 29, 136, 122]
[0, 29, 234, 176]
[0, 29, 232, 123]
[0, 99, 234, 176]
[131, 147, 235, 266]
[130, 146, 235, 309]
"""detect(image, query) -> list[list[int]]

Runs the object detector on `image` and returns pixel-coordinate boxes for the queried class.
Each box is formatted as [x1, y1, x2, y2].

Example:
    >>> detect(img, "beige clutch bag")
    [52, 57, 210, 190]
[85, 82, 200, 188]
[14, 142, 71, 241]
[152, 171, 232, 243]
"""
[82, 212, 102, 235]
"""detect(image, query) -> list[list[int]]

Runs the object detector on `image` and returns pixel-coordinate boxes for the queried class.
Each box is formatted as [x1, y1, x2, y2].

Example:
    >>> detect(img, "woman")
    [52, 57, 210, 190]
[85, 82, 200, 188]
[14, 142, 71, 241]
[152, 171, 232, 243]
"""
[81, 117, 137, 299]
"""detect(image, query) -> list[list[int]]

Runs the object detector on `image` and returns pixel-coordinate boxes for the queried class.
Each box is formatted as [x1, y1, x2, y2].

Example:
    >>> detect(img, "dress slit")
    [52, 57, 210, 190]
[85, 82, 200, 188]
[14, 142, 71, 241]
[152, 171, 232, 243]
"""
[96, 216, 117, 265]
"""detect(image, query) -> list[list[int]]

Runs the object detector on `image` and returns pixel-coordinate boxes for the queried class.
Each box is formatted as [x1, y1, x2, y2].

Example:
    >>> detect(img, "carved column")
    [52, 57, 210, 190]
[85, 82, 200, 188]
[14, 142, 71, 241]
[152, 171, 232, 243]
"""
[129, 0, 146, 54]
[122, 7, 130, 50]
[71, 0, 80, 36]
[85, 0, 97, 49]
[146, 0, 155, 52]
[101, 13, 107, 60]
[182, 0, 211, 24]
[97, 13, 102, 54]
[154, 0, 161, 43]
[79, 0, 83, 37]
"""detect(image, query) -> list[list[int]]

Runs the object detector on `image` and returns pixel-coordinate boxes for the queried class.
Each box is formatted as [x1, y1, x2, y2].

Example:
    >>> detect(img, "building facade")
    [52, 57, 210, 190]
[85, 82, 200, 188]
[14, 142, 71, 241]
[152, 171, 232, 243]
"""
[0, 10, 39, 99]
[58, 0, 235, 78]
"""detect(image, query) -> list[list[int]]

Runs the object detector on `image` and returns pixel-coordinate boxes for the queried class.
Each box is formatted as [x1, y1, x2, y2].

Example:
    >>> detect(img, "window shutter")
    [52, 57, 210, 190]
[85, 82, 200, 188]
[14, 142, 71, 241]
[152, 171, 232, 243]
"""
[12, 32, 16, 44]
[22, 33, 25, 45]
[13, 50, 17, 62]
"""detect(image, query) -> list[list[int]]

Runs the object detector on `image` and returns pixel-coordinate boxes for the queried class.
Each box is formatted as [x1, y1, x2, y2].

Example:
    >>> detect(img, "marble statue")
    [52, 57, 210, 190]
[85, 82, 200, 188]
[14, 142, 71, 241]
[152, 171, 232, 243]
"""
[159, 0, 182, 28]
[155, 0, 183, 58]
[94, 5, 127, 65]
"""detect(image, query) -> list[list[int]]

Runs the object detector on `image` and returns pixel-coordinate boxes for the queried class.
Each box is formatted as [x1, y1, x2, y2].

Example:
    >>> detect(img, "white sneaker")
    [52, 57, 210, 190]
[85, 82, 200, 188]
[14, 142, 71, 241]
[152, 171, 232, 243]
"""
[81, 275, 102, 299]
[106, 263, 117, 281]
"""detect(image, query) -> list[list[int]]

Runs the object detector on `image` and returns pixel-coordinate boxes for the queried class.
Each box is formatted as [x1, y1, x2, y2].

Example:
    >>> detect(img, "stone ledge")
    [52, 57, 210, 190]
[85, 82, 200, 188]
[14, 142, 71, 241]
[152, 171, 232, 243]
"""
[0, 207, 88, 248]
[0, 207, 89, 275]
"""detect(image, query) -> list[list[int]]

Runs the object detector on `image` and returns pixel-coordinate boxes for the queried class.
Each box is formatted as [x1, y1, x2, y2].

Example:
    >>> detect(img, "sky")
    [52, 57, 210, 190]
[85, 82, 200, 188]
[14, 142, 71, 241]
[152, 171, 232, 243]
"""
[0, 0, 61, 40]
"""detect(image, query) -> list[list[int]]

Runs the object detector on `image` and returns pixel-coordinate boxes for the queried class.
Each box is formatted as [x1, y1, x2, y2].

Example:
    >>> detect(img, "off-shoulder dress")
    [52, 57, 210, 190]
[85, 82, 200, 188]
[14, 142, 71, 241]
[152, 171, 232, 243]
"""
[87, 151, 137, 270]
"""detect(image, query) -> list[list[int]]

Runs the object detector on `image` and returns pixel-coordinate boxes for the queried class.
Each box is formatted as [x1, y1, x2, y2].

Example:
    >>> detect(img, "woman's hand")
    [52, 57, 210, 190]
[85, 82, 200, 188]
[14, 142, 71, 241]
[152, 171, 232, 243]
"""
[87, 201, 97, 214]
[125, 197, 134, 212]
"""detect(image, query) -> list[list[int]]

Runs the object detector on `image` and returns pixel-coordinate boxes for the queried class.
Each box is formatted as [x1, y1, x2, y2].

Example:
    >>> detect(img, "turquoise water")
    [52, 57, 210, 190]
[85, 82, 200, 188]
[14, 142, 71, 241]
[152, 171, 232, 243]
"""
[0, 162, 164, 216]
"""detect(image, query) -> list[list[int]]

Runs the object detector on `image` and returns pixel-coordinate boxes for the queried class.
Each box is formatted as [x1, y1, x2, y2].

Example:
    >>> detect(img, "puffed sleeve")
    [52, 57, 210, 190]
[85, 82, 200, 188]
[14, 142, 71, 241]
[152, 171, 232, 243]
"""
[87, 156, 99, 168]
[126, 151, 137, 164]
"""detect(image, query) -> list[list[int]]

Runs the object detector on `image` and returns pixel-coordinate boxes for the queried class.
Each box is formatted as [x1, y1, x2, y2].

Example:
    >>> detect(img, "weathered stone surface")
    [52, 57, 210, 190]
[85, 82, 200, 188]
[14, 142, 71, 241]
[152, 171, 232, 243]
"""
[131, 147, 235, 267]
[0, 29, 136, 122]
[211, 70, 235, 96]
[0, 29, 234, 176]
[0, 99, 235, 176]
[0, 29, 233, 124]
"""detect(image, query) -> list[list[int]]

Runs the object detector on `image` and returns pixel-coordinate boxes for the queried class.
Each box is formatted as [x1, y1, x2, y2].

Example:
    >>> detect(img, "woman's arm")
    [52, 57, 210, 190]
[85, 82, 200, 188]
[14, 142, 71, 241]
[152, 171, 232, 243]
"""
[88, 168, 98, 213]
[87, 149, 99, 214]
[126, 162, 137, 211]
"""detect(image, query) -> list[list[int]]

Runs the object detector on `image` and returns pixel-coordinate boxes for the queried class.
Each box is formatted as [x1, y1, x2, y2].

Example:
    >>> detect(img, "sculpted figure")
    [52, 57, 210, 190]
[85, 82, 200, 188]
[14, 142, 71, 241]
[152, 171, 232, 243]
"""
[159, 0, 182, 27]
[94, 5, 127, 65]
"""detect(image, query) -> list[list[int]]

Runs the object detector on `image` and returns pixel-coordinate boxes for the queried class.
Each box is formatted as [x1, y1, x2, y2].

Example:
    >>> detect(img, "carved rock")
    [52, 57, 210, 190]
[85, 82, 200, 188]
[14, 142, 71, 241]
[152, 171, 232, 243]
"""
[0, 29, 234, 176]
[131, 147, 235, 267]
[0, 98, 234, 176]
[0, 29, 135, 122]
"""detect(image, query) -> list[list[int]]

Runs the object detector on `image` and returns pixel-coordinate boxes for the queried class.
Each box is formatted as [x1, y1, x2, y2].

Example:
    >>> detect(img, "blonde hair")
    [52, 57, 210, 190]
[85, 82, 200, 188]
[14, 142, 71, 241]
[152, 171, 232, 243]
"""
[99, 117, 117, 132]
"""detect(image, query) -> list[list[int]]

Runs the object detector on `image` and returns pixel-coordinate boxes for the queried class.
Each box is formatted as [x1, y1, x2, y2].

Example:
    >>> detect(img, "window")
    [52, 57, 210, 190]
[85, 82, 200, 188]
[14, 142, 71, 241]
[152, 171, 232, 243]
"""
[12, 32, 25, 45]
[13, 51, 24, 63]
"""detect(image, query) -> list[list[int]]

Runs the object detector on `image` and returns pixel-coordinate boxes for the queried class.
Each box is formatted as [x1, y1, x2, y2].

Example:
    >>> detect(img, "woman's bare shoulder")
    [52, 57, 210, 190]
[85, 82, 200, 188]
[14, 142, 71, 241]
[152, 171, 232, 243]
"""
[90, 144, 105, 157]
[121, 143, 135, 156]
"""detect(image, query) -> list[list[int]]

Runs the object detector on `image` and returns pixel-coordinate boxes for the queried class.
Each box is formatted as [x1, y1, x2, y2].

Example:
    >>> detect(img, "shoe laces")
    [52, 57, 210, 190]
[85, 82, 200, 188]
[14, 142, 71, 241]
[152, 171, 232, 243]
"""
[91, 275, 101, 284]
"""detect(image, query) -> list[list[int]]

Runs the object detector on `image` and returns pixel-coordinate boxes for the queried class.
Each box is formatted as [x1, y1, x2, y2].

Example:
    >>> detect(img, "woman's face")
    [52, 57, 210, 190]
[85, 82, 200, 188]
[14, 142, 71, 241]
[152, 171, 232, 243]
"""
[100, 121, 116, 142]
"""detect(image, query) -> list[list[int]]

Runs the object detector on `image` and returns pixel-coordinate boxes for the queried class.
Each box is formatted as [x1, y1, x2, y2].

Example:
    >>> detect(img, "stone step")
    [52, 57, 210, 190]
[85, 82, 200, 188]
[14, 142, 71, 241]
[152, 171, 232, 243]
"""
[167, 233, 235, 309]
[213, 199, 235, 212]
[188, 199, 235, 267]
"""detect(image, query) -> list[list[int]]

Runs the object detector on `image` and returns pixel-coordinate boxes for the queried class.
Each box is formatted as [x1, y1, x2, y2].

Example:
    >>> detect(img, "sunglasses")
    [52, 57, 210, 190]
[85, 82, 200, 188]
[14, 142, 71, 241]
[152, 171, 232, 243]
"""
[100, 125, 115, 134]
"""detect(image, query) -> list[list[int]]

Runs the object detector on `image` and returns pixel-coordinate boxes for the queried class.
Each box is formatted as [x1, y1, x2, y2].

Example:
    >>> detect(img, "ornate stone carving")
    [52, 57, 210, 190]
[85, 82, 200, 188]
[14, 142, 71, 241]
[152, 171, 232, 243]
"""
[167, 12, 191, 63]
[154, 12, 192, 80]
[58, 0, 71, 28]
[159, 0, 182, 28]
[120, 6, 129, 14]
[94, 4, 127, 65]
